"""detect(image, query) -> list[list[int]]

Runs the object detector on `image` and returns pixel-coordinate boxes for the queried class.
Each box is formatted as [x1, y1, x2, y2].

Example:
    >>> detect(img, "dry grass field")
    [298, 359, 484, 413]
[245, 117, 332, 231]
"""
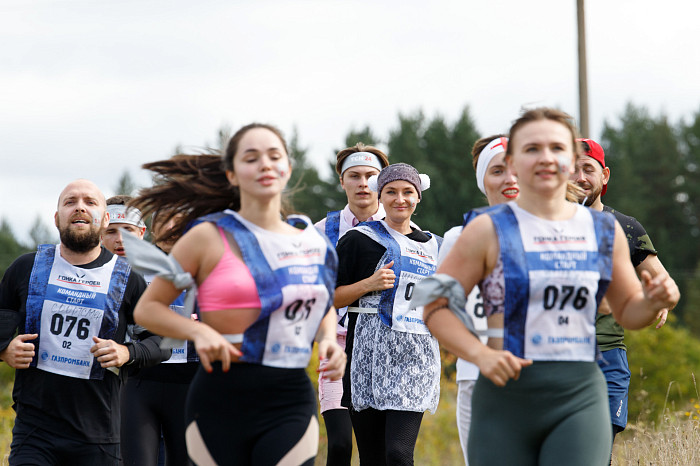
[0, 359, 697, 465]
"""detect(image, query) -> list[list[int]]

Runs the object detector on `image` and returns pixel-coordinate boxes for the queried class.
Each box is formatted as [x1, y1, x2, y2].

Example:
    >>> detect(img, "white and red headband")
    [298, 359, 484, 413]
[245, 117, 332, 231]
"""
[107, 205, 146, 229]
[340, 151, 384, 175]
[475, 137, 508, 194]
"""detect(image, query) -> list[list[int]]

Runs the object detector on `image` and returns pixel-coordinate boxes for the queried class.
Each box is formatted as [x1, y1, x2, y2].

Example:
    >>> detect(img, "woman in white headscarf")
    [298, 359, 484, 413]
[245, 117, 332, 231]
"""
[334, 163, 440, 465]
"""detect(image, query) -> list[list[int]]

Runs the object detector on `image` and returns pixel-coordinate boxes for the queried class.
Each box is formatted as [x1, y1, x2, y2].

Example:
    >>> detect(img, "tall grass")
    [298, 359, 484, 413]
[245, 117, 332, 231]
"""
[613, 413, 700, 465]
[0, 358, 697, 465]
[612, 374, 700, 465]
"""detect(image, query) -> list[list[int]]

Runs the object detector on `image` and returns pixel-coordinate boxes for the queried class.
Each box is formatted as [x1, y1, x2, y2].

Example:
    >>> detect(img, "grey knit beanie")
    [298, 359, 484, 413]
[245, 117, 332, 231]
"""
[368, 163, 430, 199]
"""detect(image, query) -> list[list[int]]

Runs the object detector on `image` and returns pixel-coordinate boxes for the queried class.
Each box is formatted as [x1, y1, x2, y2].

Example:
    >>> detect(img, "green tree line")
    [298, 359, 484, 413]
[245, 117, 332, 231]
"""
[289, 103, 700, 336]
[4, 103, 700, 329]
[2, 102, 699, 422]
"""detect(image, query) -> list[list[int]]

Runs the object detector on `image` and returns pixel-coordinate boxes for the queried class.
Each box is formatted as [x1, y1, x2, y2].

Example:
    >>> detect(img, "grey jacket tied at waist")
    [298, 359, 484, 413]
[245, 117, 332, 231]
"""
[120, 228, 197, 350]
[410, 273, 479, 338]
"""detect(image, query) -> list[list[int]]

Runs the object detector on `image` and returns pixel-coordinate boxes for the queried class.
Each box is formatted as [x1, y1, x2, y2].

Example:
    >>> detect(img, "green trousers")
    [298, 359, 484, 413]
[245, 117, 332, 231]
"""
[468, 361, 612, 466]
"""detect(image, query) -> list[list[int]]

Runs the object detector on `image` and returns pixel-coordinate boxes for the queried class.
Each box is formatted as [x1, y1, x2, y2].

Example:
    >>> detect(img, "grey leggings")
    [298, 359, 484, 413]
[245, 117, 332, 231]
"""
[468, 361, 612, 466]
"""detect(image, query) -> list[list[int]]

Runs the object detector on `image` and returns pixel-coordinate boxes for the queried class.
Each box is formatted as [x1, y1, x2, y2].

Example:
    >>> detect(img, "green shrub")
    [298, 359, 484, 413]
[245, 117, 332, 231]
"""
[625, 317, 700, 424]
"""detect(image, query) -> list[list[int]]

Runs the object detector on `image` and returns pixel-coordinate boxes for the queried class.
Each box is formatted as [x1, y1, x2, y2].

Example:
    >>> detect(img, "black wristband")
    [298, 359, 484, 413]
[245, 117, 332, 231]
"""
[125, 342, 135, 365]
[424, 305, 450, 327]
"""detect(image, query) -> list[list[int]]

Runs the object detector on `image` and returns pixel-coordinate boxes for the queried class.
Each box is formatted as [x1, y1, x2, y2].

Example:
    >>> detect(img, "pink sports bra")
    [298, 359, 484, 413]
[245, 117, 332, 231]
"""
[197, 228, 262, 312]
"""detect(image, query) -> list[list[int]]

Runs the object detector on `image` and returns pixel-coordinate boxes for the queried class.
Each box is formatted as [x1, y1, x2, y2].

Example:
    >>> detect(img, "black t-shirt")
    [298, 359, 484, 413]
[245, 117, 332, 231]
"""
[597, 206, 658, 351]
[603, 205, 657, 267]
[335, 226, 432, 407]
[0, 247, 153, 443]
[336, 228, 432, 297]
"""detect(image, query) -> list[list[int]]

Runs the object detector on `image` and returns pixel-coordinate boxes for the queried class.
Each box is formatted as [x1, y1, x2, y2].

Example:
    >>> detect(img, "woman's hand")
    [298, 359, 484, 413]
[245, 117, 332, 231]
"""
[474, 346, 532, 387]
[641, 270, 679, 312]
[364, 260, 395, 292]
[192, 323, 242, 373]
[317, 338, 346, 381]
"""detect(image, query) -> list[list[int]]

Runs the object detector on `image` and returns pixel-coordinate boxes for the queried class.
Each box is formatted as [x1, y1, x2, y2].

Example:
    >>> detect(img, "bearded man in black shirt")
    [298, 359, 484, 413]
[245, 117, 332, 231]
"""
[0, 179, 167, 465]
[571, 140, 679, 445]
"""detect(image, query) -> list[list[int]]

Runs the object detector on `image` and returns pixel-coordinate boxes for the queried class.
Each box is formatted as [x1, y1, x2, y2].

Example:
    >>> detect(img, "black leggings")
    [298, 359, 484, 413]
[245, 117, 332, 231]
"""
[120, 378, 191, 466]
[186, 363, 317, 466]
[349, 408, 423, 466]
[322, 409, 353, 466]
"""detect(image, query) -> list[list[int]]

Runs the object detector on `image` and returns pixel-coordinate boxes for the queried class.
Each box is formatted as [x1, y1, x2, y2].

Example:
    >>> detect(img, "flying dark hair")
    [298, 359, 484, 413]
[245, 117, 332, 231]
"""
[129, 153, 237, 243]
[130, 123, 290, 243]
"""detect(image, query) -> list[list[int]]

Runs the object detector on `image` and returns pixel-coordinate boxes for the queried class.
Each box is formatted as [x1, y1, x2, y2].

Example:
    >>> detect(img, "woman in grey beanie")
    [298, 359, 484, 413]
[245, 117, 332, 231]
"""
[334, 162, 440, 465]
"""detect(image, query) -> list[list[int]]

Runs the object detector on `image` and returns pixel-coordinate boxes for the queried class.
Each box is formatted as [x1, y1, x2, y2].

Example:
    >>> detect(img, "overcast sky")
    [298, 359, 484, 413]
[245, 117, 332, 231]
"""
[1, 0, 699, 244]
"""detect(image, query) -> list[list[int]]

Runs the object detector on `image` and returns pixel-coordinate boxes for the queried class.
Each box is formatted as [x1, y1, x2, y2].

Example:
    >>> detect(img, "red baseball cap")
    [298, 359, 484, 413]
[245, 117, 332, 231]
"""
[577, 138, 607, 196]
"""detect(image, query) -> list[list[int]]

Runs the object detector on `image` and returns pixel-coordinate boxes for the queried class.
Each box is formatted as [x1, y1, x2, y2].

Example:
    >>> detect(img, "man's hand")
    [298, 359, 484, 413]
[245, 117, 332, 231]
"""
[0, 333, 38, 369]
[91, 336, 130, 368]
[654, 309, 669, 329]
[597, 297, 612, 316]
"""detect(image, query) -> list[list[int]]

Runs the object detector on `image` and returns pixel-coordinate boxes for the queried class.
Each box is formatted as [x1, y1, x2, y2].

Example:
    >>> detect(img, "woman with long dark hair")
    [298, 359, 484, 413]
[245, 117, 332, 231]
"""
[130, 123, 346, 466]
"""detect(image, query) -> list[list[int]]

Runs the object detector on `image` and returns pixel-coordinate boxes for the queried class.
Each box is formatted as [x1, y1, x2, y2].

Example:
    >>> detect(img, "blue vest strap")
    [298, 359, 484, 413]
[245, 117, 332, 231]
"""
[325, 210, 341, 246]
[488, 205, 529, 358]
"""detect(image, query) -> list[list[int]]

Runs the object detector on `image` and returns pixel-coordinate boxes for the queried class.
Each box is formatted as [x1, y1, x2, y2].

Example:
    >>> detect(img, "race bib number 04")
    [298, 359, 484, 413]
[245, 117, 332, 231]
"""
[524, 270, 598, 361]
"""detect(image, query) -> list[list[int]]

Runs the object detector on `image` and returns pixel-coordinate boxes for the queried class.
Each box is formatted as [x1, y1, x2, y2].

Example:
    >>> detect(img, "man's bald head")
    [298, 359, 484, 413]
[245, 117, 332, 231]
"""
[55, 179, 109, 254]
[57, 179, 106, 209]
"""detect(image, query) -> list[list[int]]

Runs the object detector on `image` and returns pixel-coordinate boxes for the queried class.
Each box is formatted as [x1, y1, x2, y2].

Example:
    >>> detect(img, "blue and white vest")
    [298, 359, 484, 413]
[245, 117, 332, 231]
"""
[324, 210, 343, 248]
[488, 202, 614, 361]
[199, 210, 338, 368]
[25, 244, 130, 379]
[142, 273, 198, 364]
[322, 205, 387, 248]
[354, 220, 440, 334]
[320, 208, 358, 335]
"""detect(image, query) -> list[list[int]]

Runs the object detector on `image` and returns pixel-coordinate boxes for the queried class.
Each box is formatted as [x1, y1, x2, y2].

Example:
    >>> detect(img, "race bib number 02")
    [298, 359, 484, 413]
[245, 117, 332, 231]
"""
[37, 301, 104, 378]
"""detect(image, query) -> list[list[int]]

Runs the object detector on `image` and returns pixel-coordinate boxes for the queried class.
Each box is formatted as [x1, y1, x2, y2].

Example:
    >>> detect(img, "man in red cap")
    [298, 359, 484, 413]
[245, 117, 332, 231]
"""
[571, 139, 679, 445]
[573, 138, 610, 205]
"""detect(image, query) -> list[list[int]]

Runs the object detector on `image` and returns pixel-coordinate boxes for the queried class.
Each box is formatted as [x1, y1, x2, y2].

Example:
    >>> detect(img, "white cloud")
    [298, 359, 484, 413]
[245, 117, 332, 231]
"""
[1, 0, 698, 243]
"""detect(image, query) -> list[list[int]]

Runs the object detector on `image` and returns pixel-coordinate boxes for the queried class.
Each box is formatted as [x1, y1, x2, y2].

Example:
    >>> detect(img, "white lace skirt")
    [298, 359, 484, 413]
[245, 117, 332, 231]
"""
[350, 313, 440, 413]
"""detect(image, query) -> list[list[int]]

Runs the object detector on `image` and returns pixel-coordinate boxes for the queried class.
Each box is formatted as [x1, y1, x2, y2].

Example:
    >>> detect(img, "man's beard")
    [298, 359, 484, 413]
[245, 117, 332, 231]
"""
[577, 183, 602, 206]
[58, 221, 101, 253]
